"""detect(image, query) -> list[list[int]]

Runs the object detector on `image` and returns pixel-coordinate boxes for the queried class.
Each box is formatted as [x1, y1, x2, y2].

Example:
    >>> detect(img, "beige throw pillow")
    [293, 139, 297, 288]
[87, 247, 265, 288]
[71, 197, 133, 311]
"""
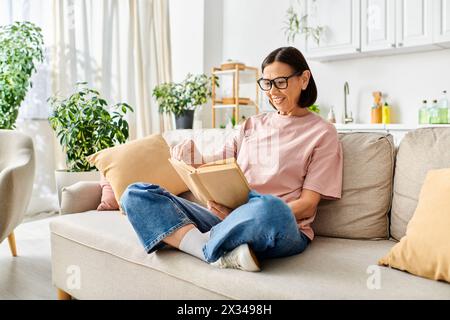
[379, 168, 450, 283]
[390, 128, 450, 241]
[87, 134, 188, 205]
[312, 132, 394, 239]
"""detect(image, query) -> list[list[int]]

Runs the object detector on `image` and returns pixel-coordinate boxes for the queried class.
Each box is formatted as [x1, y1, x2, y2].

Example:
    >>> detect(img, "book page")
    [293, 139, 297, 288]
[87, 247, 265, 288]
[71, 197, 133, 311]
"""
[198, 157, 236, 168]
[188, 172, 213, 205]
[168, 158, 196, 173]
[168, 158, 212, 205]
[196, 165, 250, 209]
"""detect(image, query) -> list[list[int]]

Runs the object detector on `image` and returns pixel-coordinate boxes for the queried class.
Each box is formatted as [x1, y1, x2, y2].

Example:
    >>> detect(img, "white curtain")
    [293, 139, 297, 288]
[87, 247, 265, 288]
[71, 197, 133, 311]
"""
[1, 0, 174, 215]
[129, 0, 174, 138]
[52, 0, 174, 141]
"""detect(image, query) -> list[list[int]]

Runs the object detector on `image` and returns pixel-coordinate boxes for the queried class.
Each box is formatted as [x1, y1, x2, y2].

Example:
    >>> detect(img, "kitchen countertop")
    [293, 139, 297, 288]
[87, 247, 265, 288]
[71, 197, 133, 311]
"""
[333, 123, 450, 131]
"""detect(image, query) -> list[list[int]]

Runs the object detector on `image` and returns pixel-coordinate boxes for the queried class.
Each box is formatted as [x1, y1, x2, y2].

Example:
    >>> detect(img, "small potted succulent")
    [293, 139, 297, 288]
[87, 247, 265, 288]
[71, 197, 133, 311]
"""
[48, 82, 133, 206]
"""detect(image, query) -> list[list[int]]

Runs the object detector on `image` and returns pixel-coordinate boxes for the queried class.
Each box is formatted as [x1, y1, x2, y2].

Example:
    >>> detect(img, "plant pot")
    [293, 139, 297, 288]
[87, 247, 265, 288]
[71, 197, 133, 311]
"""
[54, 170, 101, 210]
[175, 110, 195, 129]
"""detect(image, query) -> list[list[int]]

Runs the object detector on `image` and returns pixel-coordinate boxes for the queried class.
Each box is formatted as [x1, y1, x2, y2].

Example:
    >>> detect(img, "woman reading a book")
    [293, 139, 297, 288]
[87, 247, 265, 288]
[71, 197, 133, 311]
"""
[121, 46, 343, 272]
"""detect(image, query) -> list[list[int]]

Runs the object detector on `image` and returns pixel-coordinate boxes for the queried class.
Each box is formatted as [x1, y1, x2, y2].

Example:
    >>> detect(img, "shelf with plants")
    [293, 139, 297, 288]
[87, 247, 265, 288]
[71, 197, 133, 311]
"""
[211, 64, 259, 128]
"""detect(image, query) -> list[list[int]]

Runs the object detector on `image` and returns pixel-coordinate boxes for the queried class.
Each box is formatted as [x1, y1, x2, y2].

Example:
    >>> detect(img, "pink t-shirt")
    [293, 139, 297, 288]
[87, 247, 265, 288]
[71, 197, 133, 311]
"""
[221, 111, 343, 240]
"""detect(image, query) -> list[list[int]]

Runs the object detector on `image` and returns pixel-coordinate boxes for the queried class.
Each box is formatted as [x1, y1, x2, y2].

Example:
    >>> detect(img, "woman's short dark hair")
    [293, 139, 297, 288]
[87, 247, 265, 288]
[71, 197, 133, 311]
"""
[261, 46, 317, 109]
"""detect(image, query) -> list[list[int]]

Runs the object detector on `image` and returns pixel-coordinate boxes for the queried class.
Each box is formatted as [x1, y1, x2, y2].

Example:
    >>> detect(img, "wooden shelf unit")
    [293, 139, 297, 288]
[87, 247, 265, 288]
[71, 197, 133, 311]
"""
[211, 65, 259, 128]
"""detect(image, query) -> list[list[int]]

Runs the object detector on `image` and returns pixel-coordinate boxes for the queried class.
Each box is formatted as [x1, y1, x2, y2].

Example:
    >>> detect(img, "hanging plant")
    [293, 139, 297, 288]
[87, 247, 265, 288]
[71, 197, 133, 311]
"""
[283, 0, 324, 45]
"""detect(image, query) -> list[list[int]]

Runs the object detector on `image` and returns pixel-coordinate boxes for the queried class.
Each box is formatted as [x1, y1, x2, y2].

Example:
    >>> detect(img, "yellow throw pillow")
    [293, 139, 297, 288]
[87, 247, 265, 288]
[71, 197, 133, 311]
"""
[378, 168, 450, 283]
[86, 134, 188, 206]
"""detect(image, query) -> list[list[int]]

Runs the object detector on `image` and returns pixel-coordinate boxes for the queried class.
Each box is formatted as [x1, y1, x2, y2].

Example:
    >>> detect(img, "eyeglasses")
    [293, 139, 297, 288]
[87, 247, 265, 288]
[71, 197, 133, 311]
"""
[257, 71, 303, 91]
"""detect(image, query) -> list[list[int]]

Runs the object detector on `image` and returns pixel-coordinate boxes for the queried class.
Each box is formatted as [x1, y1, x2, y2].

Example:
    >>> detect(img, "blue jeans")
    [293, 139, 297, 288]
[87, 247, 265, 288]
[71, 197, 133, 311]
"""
[120, 183, 310, 263]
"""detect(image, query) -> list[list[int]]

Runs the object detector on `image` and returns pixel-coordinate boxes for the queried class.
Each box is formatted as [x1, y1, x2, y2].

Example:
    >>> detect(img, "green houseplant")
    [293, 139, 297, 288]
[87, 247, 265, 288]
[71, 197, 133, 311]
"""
[0, 21, 44, 129]
[308, 104, 320, 114]
[49, 83, 133, 207]
[283, 0, 324, 45]
[153, 73, 217, 129]
[49, 82, 134, 172]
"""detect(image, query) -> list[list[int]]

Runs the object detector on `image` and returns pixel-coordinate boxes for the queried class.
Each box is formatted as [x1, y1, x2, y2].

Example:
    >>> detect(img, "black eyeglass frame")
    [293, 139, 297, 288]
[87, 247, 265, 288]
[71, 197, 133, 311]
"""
[257, 70, 303, 91]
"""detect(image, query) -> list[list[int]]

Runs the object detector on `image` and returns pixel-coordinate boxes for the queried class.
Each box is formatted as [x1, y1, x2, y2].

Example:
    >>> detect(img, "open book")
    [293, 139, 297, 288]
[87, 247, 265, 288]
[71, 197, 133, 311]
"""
[168, 157, 251, 209]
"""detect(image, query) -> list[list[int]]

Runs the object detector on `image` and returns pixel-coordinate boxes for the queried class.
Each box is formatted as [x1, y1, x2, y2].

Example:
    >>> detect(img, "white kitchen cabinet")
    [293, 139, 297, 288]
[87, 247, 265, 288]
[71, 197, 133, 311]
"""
[396, 0, 434, 48]
[362, 0, 444, 52]
[361, 0, 396, 52]
[305, 0, 360, 60]
[434, 0, 450, 47]
[307, 0, 448, 61]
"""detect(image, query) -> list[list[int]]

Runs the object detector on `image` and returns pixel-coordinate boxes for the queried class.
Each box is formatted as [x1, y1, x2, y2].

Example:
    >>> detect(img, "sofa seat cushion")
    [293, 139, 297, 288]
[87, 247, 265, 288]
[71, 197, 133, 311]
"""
[50, 211, 450, 299]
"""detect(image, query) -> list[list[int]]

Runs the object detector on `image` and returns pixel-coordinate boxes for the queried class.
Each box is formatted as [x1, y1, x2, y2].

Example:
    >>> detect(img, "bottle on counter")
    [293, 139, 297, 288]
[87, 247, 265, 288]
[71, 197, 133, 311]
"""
[418, 100, 429, 124]
[429, 100, 440, 124]
[371, 91, 383, 124]
[327, 106, 336, 123]
[438, 90, 449, 124]
[382, 102, 391, 124]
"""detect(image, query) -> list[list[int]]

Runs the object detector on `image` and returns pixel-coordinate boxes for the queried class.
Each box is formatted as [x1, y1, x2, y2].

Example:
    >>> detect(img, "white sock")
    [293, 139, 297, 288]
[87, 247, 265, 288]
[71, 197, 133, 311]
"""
[179, 228, 210, 261]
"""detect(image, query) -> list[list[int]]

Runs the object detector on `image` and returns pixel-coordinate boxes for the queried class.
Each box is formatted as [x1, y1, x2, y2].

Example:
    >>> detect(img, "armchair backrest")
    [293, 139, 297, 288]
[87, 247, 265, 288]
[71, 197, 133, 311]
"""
[0, 129, 36, 242]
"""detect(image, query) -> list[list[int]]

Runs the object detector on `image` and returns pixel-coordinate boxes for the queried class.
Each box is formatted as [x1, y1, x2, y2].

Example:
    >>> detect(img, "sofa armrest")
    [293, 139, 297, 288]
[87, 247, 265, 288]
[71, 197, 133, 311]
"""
[60, 181, 102, 214]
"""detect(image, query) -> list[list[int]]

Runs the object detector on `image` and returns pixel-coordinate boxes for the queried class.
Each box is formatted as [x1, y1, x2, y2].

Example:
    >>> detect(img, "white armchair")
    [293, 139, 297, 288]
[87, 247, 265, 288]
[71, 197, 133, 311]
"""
[0, 129, 35, 256]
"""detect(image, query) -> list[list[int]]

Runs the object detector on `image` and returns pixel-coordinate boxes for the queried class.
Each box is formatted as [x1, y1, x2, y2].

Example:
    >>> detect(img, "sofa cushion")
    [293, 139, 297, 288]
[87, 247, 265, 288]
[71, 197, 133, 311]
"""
[380, 168, 450, 283]
[87, 134, 188, 205]
[50, 211, 450, 299]
[391, 128, 450, 240]
[60, 181, 102, 214]
[312, 132, 394, 239]
[97, 174, 119, 211]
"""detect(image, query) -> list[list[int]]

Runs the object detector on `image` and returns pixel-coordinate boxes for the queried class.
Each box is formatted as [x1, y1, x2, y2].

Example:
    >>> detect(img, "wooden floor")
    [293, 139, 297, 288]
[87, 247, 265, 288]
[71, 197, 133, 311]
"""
[0, 217, 57, 300]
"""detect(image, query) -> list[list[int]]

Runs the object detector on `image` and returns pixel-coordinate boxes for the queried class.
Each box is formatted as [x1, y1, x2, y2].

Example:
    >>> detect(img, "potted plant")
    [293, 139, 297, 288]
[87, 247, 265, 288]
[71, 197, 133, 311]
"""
[308, 104, 320, 114]
[48, 82, 133, 206]
[0, 21, 44, 129]
[153, 73, 217, 129]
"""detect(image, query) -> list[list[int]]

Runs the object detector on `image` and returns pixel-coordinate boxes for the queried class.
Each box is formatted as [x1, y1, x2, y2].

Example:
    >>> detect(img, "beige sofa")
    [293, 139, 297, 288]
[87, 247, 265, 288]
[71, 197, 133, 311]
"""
[50, 128, 450, 299]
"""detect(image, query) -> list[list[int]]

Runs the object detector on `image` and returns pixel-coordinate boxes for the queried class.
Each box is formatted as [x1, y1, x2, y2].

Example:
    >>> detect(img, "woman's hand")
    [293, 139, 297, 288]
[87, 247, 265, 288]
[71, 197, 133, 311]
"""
[170, 139, 203, 168]
[207, 201, 232, 220]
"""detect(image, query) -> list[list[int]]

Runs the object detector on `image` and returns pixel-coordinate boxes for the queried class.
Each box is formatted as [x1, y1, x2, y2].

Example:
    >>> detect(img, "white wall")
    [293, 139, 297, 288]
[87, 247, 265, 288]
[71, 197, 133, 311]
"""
[308, 49, 450, 125]
[221, 0, 450, 125]
[222, 0, 291, 71]
[170, 0, 450, 126]
[169, 0, 205, 82]
[204, 0, 223, 74]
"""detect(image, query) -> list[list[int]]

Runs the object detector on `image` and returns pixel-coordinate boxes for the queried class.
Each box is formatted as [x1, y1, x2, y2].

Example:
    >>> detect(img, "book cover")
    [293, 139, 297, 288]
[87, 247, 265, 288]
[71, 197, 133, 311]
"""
[168, 158, 250, 209]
